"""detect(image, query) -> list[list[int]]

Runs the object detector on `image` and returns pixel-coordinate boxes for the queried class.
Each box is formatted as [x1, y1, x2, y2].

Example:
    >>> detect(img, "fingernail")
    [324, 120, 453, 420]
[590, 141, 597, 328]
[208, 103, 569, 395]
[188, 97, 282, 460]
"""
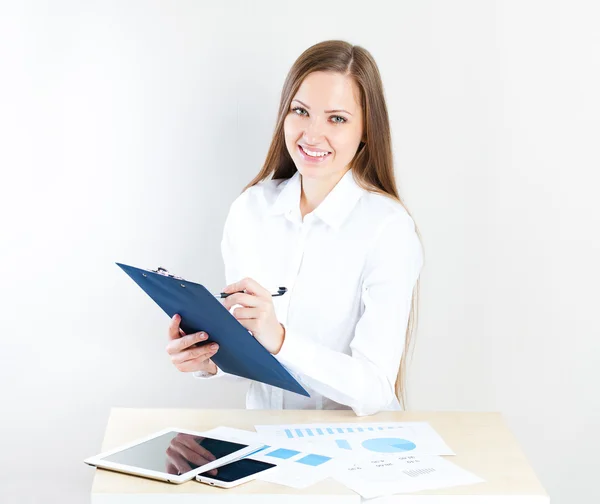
[210, 344, 218, 350]
[199, 332, 207, 339]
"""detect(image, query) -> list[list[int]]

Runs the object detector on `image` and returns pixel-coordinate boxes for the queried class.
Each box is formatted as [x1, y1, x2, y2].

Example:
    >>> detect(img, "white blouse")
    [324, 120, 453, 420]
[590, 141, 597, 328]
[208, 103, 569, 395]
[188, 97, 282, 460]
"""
[194, 168, 423, 417]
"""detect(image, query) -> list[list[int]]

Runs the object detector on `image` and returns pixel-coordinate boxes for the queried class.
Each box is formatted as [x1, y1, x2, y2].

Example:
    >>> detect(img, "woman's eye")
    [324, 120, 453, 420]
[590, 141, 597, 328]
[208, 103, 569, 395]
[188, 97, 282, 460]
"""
[291, 107, 346, 124]
[292, 107, 307, 116]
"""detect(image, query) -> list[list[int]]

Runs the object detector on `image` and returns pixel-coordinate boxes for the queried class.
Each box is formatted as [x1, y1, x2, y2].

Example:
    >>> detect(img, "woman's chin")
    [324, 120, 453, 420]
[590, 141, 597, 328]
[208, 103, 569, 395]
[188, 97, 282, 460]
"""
[296, 162, 329, 176]
[297, 167, 323, 179]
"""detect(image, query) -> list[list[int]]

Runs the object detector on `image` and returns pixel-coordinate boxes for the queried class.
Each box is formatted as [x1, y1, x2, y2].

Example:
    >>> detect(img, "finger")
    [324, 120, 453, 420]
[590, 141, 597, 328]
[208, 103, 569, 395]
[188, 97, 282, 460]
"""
[166, 332, 208, 355]
[176, 356, 217, 373]
[223, 277, 269, 298]
[171, 343, 218, 365]
[168, 314, 183, 340]
[231, 306, 258, 320]
[222, 292, 261, 310]
[166, 462, 179, 475]
[238, 319, 261, 336]
[237, 318, 259, 335]
[174, 332, 209, 353]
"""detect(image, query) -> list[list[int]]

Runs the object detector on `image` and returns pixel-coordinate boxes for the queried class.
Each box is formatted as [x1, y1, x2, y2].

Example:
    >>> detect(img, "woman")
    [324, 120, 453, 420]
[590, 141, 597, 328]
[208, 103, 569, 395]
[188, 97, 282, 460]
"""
[166, 40, 423, 417]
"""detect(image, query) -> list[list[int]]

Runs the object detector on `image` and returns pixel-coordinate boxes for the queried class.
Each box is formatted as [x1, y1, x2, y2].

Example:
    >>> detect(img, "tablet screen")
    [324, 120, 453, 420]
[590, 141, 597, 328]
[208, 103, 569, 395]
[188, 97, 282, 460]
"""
[198, 458, 276, 482]
[100, 432, 248, 476]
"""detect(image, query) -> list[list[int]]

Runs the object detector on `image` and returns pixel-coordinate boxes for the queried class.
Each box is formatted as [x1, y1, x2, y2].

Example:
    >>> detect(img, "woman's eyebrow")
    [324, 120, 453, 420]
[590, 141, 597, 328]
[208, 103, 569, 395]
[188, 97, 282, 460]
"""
[292, 99, 353, 116]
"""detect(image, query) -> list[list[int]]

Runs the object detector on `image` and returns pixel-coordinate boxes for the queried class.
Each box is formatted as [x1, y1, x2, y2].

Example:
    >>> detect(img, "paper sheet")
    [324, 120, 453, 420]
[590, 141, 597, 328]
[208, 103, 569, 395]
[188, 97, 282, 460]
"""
[254, 421, 455, 457]
[331, 452, 485, 499]
[204, 425, 482, 497]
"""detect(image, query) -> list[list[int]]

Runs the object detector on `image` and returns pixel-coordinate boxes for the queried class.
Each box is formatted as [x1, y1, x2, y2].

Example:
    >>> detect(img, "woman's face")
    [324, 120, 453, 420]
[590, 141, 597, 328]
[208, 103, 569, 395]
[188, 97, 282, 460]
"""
[284, 71, 364, 182]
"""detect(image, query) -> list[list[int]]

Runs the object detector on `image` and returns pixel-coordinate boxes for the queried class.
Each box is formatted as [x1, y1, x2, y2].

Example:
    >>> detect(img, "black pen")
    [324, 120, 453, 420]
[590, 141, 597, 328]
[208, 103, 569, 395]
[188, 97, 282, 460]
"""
[214, 287, 288, 299]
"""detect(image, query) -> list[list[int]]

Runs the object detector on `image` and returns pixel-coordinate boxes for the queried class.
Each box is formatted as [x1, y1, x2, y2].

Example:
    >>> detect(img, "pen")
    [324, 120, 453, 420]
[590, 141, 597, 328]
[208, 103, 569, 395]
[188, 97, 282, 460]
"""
[214, 287, 288, 299]
[150, 267, 287, 299]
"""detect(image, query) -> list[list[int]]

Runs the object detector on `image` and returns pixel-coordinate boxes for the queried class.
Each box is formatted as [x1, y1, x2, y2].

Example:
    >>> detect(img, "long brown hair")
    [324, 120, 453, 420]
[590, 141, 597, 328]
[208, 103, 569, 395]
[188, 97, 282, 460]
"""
[242, 40, 423, 410]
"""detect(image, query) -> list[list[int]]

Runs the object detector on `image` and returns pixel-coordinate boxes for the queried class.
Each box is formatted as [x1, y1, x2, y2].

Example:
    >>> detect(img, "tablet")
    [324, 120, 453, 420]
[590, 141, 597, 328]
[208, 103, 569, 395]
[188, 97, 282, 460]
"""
[84, 427, 265, 484]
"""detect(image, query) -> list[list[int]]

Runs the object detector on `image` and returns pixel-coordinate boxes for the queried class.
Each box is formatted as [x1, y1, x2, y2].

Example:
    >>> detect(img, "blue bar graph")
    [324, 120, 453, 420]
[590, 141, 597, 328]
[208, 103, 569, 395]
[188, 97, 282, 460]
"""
[336, 439, 352, 450]
[296, 454, 332, 467]
[362, 438, 416, 453]
[274, 424, 406, 443]
[266, 448, 301, 460]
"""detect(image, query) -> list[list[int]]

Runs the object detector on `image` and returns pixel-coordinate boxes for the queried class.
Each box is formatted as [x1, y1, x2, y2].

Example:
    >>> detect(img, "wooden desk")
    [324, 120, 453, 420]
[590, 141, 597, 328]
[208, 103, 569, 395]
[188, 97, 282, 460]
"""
[90, 409, 549, 503]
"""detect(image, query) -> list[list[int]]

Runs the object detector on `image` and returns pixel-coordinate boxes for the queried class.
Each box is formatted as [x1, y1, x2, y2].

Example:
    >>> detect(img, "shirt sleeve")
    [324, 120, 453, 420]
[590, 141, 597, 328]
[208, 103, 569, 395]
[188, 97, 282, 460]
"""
[193, 196, 249, 383]
[275, 211, 423, 416]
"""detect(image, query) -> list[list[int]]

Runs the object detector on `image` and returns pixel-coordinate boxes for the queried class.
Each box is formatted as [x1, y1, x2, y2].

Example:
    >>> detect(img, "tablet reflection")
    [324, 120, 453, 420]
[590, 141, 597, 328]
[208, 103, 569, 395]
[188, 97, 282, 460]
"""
[165, 433, 218, 476]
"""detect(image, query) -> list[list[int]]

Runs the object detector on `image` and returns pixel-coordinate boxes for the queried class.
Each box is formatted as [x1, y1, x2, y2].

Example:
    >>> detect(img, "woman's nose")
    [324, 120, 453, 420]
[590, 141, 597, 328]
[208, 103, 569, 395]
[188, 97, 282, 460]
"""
[303, 116, 326, 144]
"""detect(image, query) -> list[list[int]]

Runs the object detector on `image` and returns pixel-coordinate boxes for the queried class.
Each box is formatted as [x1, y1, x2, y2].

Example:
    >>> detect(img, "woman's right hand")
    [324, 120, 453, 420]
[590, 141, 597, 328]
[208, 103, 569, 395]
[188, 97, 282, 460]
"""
[166, 314, 219, 374]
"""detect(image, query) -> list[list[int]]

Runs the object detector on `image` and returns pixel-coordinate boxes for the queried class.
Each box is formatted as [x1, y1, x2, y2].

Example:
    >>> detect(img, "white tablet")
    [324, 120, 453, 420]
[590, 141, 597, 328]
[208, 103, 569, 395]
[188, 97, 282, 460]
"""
[84, 427, 265, 484]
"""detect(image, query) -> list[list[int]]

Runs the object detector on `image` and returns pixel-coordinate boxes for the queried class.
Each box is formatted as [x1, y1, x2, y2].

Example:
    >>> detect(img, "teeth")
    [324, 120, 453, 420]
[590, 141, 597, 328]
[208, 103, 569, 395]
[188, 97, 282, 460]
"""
[302, 146, 329, 157]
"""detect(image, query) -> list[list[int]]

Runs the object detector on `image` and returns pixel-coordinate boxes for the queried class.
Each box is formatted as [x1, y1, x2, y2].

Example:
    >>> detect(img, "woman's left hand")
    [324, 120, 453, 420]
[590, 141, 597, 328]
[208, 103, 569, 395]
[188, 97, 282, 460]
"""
[221, 277, 285, 354]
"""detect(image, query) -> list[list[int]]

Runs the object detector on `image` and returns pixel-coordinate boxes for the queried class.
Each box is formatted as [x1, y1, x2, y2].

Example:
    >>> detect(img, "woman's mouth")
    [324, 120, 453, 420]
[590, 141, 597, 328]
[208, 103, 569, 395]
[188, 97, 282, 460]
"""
[298, 144, 332, 163]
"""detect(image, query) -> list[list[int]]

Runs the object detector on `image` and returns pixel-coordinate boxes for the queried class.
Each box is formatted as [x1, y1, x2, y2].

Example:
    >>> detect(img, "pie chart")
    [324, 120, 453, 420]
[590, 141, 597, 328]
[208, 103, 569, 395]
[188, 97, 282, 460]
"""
[361, 437, 417, 453]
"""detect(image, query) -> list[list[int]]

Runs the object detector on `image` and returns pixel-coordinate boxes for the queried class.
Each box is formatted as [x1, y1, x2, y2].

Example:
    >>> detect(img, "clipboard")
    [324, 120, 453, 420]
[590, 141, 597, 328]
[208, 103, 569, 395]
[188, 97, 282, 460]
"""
[116, 262, 310, 397]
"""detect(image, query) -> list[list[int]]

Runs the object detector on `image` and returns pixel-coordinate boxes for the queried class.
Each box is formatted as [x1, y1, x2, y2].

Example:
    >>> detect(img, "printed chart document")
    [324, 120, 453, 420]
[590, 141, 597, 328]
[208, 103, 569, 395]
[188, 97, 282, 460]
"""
[331, 453, 485, 499]
[254, 421, 455, 457]
[207, 424, 484, 497]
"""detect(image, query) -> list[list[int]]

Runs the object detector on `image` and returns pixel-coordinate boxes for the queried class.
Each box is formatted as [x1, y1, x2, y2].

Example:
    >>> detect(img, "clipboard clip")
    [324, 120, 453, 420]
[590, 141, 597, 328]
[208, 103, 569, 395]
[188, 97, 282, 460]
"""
[151, 266, 184, 280]
[148, 266, 288, 298]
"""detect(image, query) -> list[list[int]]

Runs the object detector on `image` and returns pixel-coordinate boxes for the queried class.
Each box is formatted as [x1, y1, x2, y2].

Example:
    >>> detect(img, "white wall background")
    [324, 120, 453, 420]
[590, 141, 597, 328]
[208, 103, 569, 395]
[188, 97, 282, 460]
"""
[1, 1, 598, 503]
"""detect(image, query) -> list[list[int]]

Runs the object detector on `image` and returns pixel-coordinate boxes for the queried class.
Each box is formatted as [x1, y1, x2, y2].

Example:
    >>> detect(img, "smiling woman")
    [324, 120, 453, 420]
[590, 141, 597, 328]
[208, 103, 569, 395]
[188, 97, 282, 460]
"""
[285, 72, 364, 188]
[167, 40, 424, 416]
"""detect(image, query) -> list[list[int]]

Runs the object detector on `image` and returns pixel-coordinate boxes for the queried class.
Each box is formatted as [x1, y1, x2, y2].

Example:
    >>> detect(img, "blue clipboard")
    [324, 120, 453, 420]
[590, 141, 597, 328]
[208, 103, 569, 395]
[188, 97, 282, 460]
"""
[116, 262, 310, 397]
